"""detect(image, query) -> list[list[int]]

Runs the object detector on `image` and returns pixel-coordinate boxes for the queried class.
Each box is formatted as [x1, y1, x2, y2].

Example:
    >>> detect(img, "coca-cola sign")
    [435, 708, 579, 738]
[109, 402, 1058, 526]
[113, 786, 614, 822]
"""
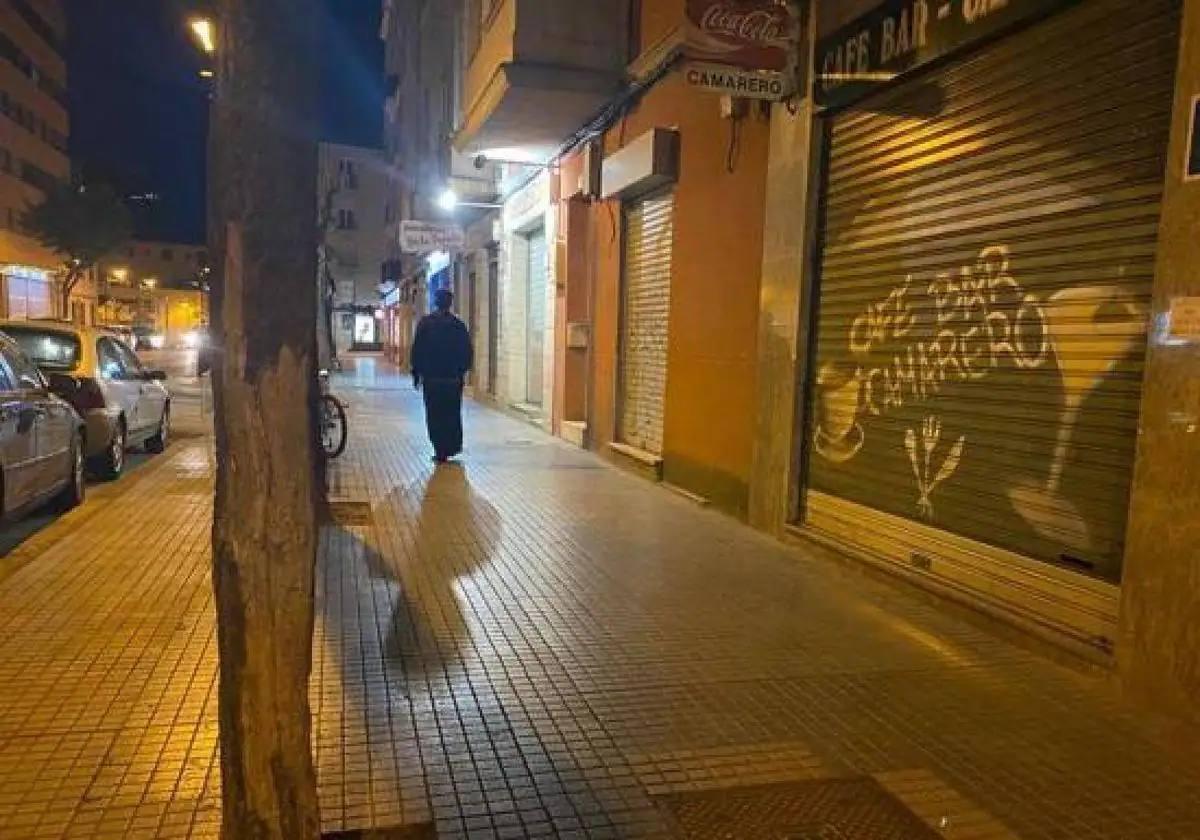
[686, 0, 797, 72]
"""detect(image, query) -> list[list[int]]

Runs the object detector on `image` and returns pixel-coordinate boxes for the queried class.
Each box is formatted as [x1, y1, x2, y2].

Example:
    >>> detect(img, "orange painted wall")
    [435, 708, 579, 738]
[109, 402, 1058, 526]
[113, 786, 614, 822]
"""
[639, 0, 686, 54]
[588, 72, 771, 515]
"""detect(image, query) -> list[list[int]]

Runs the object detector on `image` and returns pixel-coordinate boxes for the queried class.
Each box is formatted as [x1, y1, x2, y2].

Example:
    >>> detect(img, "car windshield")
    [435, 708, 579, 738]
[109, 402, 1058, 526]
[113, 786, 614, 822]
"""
[1, 327, 83, 372]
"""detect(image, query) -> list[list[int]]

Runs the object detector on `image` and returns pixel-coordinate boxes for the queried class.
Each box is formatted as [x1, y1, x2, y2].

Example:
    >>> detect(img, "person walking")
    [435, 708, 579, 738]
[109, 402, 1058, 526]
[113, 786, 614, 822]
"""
[411, 288, 473, 463]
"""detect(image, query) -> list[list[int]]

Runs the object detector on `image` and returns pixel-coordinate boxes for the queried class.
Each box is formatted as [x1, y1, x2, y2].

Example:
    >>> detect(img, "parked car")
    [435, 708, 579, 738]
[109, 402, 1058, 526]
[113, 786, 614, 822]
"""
[0, 331, 85, 519]
[131, 325, 165, 351]
[0, 321, 170, 479]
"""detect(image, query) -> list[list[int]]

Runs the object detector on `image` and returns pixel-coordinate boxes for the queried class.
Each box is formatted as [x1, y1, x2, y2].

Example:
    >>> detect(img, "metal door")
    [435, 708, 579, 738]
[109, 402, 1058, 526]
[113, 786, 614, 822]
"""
[525, 228, 548, 406]
[619, 192, 674, 455]
[803, 0, 1180, 637]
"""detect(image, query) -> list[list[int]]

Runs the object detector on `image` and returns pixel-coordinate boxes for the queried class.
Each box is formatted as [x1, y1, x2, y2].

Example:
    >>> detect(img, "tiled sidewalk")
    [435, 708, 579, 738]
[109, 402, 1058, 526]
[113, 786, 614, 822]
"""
[0, 361, 1198, 838]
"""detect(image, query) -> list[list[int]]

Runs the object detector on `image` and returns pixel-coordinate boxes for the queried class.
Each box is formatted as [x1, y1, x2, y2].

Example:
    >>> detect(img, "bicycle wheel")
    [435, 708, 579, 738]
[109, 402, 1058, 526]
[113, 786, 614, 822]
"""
[320, 394, 348, 458]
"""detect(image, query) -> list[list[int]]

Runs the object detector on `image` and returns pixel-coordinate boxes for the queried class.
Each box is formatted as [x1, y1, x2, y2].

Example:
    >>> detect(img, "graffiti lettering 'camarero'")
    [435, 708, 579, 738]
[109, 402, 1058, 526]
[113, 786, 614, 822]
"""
[848, 246, 1050, 416]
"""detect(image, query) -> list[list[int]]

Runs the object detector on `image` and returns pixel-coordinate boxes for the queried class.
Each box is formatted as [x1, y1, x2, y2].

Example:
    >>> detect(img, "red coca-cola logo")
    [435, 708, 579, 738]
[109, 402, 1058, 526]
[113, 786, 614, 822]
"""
[698, 4, 787, 44]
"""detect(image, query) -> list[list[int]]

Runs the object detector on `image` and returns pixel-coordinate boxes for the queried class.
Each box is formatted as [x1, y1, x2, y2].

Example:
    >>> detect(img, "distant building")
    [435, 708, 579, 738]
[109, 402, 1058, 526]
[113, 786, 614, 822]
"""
[0, 0, 89, 322]
[317, 142, 392, 364]
[95, 240, 209, 347]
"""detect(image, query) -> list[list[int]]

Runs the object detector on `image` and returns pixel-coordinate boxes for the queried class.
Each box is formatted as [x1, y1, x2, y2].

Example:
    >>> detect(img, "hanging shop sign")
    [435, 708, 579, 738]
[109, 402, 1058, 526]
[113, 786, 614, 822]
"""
[816, 0, 1078, 108]
[399, 220, 465, 254]
[685, 0, 797, 73]
[684, 62, 791, 100]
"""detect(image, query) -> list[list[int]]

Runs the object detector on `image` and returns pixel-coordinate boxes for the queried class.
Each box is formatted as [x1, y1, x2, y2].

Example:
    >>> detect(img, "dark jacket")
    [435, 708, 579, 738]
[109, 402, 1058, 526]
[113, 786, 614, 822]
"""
[411, 310, 473, 382]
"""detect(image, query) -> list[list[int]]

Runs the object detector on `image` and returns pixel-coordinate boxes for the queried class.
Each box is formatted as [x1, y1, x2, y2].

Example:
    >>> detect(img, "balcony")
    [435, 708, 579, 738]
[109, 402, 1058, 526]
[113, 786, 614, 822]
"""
[456, 0, 628, 158]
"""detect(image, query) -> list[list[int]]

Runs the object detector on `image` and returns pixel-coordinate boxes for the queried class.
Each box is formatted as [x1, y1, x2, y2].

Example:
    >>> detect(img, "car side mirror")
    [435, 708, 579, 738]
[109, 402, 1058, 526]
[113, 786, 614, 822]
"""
[146, 370, 168, 381]
[47, 373, 79, 397]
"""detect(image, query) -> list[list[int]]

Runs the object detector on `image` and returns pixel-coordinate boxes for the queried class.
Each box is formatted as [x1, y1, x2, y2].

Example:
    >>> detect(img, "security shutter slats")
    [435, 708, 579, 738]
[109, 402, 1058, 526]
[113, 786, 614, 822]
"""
[829, 1, 1178, 151]
[805, 0, 1179, 588]
[525, 228, 547, 405]
[828, 29, 1177, 174]
[619, 193, 673, 456]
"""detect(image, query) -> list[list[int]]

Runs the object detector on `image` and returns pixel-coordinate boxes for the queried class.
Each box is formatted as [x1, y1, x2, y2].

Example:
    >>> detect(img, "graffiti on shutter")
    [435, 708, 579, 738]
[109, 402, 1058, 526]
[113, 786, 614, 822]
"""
[807, 0, 1179, 584]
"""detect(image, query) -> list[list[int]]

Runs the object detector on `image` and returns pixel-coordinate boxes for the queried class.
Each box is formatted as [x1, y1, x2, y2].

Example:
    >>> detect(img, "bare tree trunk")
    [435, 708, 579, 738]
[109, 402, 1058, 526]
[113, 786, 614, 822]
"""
[208, 2, 321, 838]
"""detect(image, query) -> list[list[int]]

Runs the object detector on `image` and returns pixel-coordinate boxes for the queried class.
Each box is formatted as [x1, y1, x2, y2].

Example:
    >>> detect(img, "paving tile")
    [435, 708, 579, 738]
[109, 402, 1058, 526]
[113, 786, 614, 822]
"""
[0, 360, 1197, 838]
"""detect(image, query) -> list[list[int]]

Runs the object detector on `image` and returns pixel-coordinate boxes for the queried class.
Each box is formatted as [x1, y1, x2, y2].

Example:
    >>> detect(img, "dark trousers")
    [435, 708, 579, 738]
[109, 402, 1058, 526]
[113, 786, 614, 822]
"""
[422, 378, 464, 459]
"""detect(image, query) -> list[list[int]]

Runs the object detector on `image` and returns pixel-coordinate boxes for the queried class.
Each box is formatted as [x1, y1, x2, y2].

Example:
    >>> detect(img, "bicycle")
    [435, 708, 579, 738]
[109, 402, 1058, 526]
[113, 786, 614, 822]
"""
[318, 370, 348, 459]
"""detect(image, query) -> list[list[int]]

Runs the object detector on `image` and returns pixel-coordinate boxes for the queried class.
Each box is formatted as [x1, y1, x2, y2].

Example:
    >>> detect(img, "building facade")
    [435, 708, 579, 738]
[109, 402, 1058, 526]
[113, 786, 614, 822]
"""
[0, 0, 82, 322]
[318, 142, 391, 364]
[95, 240, 209, 346]
[382, 0, 1200, 724]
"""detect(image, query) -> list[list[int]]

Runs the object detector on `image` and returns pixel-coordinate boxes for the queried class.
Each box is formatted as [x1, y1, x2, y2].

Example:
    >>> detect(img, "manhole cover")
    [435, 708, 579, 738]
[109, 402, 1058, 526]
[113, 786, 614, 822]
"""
[326, 500, 373, 527]
[657, 778, 939, 839]
[322, 824, 435, 840]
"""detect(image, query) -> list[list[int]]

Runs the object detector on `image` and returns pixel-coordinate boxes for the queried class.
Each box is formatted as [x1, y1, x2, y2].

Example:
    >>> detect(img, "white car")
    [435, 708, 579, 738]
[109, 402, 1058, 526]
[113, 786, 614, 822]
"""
[0, 321, 171, 479]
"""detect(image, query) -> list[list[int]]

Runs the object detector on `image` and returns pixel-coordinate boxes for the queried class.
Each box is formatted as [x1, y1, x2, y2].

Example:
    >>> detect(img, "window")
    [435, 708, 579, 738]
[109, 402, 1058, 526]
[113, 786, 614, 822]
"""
[4, 326, 81, 371]
[1, 342, 44, 390]
[338, 159, 358, 189]
[0, 148, 10, 174]
[0, 350, 13, 392]
[97, 338, 127, 380]
[10, 0, 63, 54]
[162, 248, 174, 261]
[337, 209, 357, 230]
[19, 160, 54, 193]
[112, 340, 146, 378]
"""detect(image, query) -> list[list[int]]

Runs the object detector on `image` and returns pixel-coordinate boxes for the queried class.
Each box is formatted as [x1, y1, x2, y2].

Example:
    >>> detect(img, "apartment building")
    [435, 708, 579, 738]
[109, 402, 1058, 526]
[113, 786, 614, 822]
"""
[0, 0, 83, 321]
[317, 142, 392, 363]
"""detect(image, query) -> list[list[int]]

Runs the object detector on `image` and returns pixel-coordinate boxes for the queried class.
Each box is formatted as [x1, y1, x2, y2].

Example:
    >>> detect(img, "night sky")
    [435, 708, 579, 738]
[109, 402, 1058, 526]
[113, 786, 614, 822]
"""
[66, 0, 384, 244]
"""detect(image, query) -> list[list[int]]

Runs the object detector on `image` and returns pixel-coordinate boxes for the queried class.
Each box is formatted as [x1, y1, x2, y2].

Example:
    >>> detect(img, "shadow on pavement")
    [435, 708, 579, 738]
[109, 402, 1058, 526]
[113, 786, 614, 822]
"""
[315, 465, 638, 835]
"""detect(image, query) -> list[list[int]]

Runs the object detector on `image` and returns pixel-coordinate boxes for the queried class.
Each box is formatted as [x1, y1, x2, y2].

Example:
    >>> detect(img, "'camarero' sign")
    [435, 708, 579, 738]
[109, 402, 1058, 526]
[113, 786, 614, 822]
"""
[685, 0, 797, 100]
[685, 63, 789, 100]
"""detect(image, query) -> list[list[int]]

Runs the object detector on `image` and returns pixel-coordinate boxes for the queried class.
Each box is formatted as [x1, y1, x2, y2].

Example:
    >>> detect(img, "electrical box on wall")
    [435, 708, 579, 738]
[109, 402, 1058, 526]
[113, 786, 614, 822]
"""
[566, 321, 590, 350]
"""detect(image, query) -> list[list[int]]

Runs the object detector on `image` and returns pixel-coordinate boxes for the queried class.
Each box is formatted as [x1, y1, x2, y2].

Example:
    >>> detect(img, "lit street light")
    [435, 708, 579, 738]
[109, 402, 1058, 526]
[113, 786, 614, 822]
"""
[189, 17, 216, 54]
[437, 188, 459, 212]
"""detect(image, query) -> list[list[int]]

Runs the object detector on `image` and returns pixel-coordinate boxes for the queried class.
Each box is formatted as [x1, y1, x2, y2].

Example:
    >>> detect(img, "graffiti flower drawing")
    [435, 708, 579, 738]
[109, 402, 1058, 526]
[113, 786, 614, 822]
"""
[905, 417, 965, 521]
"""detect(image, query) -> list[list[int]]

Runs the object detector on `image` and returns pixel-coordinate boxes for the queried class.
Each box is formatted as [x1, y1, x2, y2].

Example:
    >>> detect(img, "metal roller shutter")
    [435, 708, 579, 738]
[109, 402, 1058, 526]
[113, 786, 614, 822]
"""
[526, 227, 547, 406]
[805, 0, 1179, 641]
[620, 192, 674, 455]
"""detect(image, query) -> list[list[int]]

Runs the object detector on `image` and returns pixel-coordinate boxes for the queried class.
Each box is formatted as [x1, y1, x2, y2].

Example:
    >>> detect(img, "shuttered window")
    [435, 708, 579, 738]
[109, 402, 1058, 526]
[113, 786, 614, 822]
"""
[619, 192, 674, 455]
[806, 0, 1179, 590]
[525, 227, 547, 406]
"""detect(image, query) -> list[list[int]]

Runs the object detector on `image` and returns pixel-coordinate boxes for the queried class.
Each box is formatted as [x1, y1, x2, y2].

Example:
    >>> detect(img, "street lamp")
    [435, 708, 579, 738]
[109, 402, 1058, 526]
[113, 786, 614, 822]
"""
[189, 17, 216, 54]
[434, 187, 502, 212]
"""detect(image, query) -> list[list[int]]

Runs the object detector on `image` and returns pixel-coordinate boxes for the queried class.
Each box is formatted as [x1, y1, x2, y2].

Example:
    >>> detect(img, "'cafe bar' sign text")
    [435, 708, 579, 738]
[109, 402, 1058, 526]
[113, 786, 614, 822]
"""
[817, 0, 1077, 108]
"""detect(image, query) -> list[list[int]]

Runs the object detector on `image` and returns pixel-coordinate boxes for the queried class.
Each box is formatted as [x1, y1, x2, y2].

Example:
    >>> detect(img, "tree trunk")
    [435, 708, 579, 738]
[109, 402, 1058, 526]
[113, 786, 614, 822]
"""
[208, 2, 321, 838]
